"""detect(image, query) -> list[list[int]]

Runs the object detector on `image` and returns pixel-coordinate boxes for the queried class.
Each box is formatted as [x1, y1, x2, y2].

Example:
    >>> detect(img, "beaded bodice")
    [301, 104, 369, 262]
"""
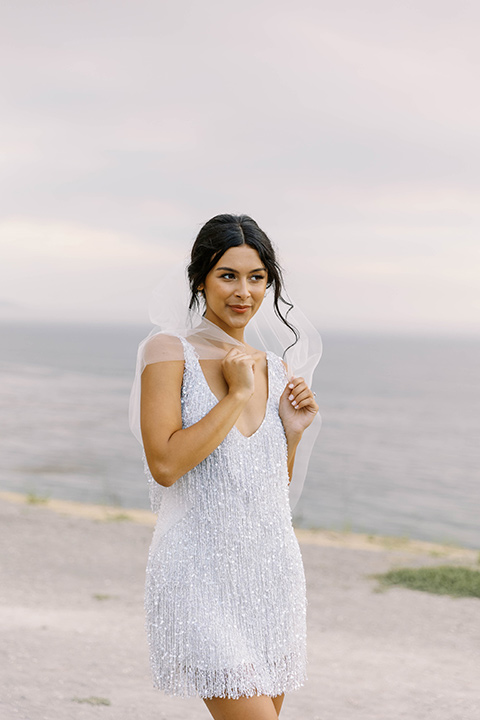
[144, 335, 291, 533]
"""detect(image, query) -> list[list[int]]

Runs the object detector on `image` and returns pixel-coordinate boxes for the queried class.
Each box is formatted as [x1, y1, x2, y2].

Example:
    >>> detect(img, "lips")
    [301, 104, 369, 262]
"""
[229, 305, 251, 313]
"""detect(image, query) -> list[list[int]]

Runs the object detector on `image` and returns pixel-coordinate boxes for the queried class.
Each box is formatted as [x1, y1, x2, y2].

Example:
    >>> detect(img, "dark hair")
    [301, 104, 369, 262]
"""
[188, 214, 299, 350]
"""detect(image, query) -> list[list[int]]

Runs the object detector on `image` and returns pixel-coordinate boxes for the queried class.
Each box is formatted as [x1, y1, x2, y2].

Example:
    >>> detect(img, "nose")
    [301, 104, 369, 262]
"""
[234, 277, 250, 299]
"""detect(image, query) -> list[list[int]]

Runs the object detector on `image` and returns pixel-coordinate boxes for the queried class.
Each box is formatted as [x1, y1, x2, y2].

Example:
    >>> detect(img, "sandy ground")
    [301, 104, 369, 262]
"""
[0, 491, 479, 720]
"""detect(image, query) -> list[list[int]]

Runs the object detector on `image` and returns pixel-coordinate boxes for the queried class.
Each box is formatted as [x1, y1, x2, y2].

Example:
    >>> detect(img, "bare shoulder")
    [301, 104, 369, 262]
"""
[142, 357, 184, 388]
[143, 333, 184, 364]
[142, 334, 186, 398]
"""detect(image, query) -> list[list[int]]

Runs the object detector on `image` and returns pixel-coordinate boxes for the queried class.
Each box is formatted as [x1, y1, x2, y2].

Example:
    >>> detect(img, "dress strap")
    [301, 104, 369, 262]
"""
[266, 351, 288, 403]
[175, 335, 199, 368]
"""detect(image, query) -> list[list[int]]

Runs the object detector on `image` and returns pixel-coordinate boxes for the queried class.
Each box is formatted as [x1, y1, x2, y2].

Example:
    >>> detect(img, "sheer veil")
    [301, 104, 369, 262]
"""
[129, 259, 322, 512]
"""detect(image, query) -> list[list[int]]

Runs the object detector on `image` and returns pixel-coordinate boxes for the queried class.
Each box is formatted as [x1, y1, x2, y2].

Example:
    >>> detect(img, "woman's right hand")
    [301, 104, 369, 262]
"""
[142, 340, 258, 488]
[221, 347, 255, 400]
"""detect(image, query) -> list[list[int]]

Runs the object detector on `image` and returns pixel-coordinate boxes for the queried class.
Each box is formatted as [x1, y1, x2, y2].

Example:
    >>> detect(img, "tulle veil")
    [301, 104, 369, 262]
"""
[129, 259, 322, 512]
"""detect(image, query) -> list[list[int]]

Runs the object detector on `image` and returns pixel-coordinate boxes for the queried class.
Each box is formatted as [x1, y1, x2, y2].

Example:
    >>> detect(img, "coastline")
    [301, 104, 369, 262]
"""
[1, 489, 477, 560]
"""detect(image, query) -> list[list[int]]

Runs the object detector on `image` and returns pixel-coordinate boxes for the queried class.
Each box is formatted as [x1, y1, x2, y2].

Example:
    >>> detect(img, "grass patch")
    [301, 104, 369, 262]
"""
[373, 565, 480, 598]
[26, 492, 49, 505]
[72, 696, 111, 706]
[105, 512, 131, 522]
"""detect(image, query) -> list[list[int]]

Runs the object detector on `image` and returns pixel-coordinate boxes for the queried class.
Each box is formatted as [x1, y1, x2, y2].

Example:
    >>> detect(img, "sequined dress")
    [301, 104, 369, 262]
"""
[144, 336, 307, 699]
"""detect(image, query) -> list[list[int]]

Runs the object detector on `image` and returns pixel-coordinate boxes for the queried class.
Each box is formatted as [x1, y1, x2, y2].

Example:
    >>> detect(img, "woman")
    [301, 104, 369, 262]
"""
[130, 214, 321, 720]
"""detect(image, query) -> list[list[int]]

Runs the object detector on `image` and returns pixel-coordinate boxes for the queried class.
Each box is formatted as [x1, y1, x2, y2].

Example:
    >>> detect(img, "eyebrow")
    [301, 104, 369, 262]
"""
[215, 266, 267, 273]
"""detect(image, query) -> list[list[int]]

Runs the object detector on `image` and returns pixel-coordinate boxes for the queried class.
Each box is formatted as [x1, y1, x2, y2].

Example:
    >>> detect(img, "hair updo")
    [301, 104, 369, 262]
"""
[187, 213, 299, 348]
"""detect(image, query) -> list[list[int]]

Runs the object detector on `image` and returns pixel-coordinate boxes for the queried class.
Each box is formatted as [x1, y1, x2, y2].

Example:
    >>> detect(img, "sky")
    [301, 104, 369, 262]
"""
[1, 0, 479, 334]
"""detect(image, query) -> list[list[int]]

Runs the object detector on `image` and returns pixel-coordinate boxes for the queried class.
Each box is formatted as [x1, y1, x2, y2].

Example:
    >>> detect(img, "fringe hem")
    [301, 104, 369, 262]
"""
[150, 658, 307, 699]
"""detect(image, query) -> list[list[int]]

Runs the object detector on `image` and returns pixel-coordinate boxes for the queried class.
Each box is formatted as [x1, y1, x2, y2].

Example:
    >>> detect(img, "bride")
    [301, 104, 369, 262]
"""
[130, 213, 321, 719]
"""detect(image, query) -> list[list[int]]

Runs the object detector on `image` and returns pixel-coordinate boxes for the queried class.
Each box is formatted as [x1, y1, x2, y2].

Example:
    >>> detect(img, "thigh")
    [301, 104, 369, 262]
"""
[203, 694, 279, 720]
[272, 694, 285, 714]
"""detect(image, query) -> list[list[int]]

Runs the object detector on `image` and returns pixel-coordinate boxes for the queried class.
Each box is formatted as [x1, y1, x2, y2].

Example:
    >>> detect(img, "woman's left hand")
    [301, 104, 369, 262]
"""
[279, 376, 318, 437]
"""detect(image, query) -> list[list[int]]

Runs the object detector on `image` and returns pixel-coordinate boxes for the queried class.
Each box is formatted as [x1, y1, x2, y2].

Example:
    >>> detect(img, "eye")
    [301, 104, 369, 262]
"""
[220, 272, 235, 280]
[251, 274, 266, 282]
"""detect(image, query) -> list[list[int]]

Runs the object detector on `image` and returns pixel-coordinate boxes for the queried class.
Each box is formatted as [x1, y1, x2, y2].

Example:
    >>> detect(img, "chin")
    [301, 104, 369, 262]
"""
[228, 312, 251, 325]
[224, 318, 247, 330]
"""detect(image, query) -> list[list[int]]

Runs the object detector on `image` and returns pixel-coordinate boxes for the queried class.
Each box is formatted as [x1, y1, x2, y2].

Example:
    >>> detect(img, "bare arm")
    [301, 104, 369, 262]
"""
[140, 348, 255, 487]
[285, 435, 301, 483]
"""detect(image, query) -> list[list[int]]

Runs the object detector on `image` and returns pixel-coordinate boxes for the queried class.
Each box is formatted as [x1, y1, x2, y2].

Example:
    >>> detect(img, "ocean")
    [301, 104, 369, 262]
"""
[1, 322, 479, 548]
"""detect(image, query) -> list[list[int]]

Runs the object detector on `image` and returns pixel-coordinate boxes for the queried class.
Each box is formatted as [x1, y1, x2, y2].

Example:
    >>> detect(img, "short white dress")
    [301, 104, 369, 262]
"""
[144, 336, 307, 699]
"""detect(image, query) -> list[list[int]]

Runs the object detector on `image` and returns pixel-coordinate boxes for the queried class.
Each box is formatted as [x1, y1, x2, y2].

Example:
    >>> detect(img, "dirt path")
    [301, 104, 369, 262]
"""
[1, 493, 478, 719]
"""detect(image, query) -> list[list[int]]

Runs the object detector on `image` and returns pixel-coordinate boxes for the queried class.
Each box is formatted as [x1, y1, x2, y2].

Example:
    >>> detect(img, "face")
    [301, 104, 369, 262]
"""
[198, 245, 268, 338]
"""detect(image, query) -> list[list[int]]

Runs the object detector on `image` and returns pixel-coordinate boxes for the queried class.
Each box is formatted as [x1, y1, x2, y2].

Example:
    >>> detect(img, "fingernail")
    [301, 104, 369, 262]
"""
[288, 393, 294, 401]
[292, 400, 297, 407]
[288, 383, 294, 389]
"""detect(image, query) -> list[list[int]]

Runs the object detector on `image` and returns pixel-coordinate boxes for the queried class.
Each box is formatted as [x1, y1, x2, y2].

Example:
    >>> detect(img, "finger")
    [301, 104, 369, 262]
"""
[287, 380, 309, 397]
[287, 380, 309, 401]
[294, 396, 318, 412]
[287, 376, 307, 391]
[225, 344, 252, 356]
[224, 349, 252, 363]
[229, 354, 256, 372]
[288, 387, 311, 407]
[290, 394, 317, 412]
[224, 347, 247, 359]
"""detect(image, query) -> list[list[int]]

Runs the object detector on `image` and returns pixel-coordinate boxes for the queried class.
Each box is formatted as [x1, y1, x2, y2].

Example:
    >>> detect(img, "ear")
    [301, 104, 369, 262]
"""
[197, 283, 204, 292]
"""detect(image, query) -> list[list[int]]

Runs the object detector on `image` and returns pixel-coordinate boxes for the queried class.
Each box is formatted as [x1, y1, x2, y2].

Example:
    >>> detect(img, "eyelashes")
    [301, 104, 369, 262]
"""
[220, 273, 266, 282]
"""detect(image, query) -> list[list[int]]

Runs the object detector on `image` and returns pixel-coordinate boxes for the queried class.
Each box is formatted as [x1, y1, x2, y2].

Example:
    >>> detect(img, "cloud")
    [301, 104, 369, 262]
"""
[0, 219, 184, 323]
[0, 1, 478, 331]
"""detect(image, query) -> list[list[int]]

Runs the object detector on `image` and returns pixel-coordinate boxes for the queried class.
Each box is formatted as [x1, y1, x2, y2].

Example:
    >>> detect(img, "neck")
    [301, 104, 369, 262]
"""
[202, 312, 246, 344]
